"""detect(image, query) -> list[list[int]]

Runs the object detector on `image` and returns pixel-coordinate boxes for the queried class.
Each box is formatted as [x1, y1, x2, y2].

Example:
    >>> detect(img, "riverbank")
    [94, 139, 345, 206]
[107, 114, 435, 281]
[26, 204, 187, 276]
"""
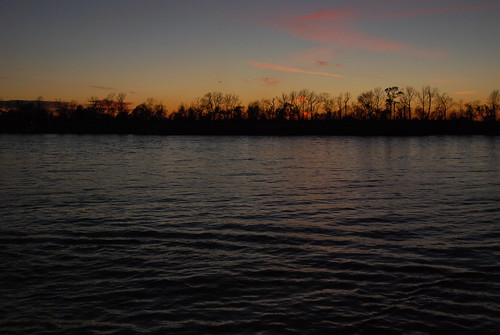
[1, 119, 499, 136]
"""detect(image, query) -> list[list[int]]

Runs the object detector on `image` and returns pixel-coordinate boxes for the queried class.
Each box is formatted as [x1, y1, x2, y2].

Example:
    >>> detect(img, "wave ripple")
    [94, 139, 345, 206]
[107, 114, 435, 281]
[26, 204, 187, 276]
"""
[1, 135, 500, 334]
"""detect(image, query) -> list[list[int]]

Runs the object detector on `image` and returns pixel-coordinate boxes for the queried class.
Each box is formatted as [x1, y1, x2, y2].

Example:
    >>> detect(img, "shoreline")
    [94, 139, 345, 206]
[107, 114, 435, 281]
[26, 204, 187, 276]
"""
[1, 119, 500, 136]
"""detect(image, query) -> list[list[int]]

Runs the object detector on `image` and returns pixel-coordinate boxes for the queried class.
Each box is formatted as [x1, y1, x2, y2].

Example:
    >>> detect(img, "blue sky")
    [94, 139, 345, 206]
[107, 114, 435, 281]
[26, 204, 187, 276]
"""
[1, 0, 499, 109]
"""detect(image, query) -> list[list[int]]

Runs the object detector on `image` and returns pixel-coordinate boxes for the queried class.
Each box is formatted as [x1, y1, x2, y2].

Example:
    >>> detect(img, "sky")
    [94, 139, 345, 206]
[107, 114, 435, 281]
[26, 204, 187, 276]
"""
[1, 0, 499, 110]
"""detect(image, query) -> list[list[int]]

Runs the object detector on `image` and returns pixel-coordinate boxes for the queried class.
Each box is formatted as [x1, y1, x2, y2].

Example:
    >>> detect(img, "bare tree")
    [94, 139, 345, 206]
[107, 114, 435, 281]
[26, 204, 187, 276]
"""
[201, 92, 224, 120]
[356, 90, 376, 119]
[116, 93, 129, 117]
[416, 86, 438, 120]
[464, 100, 482, 121]
[486, 89, 499, 121]
[434, 92, 454, 120]
[399, 86, 416, 120]
[221, 93, 242, 119]
[321, 93, 336, 119]
[336, 92, 350, 119]
[372, 87, 385, 117]
[298, 89, 321, 119]
[102, 93, 116, 117]
[452, 99, 466, 120]
[276, 92, 294, 120]
[356, 88, 384, 119]
[88, 96, 105, 116]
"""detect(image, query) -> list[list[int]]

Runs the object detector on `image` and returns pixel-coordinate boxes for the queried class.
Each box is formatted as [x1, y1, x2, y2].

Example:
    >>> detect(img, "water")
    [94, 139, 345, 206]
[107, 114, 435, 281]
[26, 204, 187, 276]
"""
[1, 134, 499, 334]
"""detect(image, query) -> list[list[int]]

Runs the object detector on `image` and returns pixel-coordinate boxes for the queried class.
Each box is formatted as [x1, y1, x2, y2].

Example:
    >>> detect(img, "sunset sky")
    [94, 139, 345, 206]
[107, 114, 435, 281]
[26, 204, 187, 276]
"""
[1, 0, 499, 109]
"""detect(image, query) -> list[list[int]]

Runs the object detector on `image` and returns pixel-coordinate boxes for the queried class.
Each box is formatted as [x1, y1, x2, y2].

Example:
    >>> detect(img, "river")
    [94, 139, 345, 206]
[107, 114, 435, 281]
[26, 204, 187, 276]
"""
[1, 134, 499, 334]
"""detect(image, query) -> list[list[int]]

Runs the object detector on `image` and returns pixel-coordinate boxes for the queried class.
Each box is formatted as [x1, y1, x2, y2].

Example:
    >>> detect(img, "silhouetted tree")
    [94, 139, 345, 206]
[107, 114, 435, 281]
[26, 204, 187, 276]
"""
[486, 89, 499, 121]
[88, 96, 105, 117]
[399, 86, 416, 120]
[434, 92, 454, 120]
[416, 86, 438, 120]
[294, 89, 321, 120]
[356, 88, 384, 119]
[356, 90, 376, 119]
[464, 100, 482, 121]
[200, 92, 223, 120]
[115, 93, 129, 118]
[221, 93, 242, 120]
[3, 85, 500, 135]
[372, 88, 385, 118]
[321, 93, 336, 120]
[131, 98, 165, 121]
[103, 93, 116, 117]
[385, 86, 403, 119]
[336, 92, 351, 119]
[246, 101, 262, 121]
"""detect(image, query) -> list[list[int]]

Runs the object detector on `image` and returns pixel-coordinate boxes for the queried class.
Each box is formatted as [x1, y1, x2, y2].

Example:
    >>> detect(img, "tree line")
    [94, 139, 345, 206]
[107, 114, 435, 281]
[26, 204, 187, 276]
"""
[1, 86, 499, 134]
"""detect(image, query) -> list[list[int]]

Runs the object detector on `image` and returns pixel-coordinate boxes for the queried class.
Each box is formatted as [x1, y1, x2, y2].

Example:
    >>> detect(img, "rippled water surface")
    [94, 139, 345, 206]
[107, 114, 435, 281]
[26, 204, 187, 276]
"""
[1, 134, 499, 334]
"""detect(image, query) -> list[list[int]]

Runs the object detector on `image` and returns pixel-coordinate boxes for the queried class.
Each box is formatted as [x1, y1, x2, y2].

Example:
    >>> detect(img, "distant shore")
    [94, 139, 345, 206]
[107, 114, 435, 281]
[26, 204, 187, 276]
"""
[1, 119, 499, 136]
[2, 89, 499, 136]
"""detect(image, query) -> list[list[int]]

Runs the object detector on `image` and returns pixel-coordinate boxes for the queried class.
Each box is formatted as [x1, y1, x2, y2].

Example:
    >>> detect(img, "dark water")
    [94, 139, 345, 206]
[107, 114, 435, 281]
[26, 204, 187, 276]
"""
[1, 134, 499, 334]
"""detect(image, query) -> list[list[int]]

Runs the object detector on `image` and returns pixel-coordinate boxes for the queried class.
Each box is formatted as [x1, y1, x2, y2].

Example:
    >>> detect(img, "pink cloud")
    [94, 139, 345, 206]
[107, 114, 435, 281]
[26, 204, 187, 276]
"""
[244, 77, 280, 86]
[248, 61, 344, 78]
[259, 77, 280, 86]
[273, 3, 495, 58]
[284, 9, 419, 55]
[315, 60, 330, 66]
[253, 77, 280, 87]
[313, 60, 343, 68]
[370, 5, 500, 19]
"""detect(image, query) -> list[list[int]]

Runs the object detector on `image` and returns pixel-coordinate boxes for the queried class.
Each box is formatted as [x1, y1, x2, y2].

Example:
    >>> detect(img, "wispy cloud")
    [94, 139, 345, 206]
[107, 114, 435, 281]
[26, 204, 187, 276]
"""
[283, 7, 446, 57]
[257, 77, 280, 86]
[369, 5, 500, 19]
[90, 85, 115, 90]
[245, 77, 281, 87]
[315, 61, 330, 66]
[452, 90, 478, 95]
[290, 45, 340, 65]
[248, 61, 344, 78]
[271, 4, 496, 59]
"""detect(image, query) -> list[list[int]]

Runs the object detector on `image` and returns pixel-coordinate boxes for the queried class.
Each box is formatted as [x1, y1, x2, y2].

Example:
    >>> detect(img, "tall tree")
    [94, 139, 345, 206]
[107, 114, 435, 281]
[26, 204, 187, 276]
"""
[201, 92, 223, 120]
[434, 92, 453, 120]
[356, 90, 376, 119]
[486, 89, 499, 121]
[416, 86, 438, 120]
[116, 93, 129, 118]
[399, 86, 416, 120]
[336, 92, 350, 119]
[385, 86, 403, 119]
[321, 93, 336, 120]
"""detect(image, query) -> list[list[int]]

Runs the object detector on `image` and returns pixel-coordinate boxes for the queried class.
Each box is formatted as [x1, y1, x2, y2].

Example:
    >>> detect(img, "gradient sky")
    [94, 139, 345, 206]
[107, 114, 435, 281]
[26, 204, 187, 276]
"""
[1, 0, 499, 109]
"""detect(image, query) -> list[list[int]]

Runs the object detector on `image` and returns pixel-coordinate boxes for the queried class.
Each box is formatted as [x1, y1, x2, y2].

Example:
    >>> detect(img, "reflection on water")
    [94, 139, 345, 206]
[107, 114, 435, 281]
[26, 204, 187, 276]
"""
[0, 135, 499, 334]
